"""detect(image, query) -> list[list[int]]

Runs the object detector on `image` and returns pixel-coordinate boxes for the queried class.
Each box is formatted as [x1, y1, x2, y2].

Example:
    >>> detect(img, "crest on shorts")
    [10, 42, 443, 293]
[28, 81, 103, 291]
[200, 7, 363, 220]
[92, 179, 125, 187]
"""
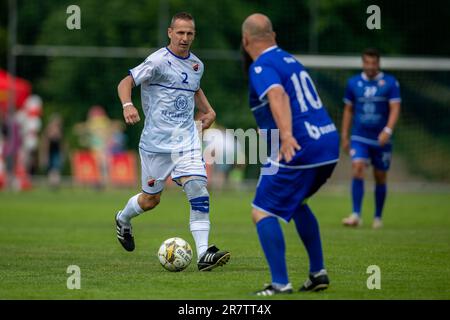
[193, 63, 199, 71]
[147, 177, 156, 187]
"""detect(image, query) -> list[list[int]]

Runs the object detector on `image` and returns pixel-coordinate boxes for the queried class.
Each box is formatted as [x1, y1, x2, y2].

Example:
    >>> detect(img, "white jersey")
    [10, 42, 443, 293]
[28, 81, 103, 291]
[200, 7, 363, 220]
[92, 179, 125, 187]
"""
[129, 47, 204, 153]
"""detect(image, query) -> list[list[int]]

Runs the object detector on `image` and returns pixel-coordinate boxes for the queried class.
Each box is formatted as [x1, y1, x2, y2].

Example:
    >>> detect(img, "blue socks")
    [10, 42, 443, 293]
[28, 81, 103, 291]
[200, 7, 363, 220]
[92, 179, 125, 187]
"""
[293, 205, 324, 273]
[375, 184, 387, 219]
[352, 178, 364, 216]
[256, 205, 326, 284]
[352, 178, 387, 219]
[256, 217, 289, 286]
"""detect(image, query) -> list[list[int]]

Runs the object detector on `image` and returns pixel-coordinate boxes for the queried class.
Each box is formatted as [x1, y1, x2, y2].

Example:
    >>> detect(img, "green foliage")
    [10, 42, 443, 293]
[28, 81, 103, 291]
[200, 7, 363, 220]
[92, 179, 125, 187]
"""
[1, 0, 449, 180]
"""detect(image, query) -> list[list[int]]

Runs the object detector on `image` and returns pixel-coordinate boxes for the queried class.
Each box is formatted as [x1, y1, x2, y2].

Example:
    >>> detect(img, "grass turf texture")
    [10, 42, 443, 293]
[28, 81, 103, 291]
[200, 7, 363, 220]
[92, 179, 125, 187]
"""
[0, 187, 449, 300]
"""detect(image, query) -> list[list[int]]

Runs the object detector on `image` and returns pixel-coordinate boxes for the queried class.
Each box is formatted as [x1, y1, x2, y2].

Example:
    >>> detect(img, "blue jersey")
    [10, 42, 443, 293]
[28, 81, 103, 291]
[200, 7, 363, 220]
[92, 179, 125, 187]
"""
[344, 72, 401, 144]
[248, 46, 339, 168]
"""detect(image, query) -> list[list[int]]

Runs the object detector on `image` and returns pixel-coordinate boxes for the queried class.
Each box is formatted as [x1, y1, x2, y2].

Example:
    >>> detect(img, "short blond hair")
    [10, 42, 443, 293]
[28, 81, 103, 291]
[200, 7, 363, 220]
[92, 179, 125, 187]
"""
[170, 12, 195, 28]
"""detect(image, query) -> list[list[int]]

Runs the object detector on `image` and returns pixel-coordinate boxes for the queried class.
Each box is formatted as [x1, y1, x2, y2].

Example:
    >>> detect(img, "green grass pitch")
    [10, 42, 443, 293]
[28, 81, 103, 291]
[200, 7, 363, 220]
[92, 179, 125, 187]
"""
[0, 187, 449, 300]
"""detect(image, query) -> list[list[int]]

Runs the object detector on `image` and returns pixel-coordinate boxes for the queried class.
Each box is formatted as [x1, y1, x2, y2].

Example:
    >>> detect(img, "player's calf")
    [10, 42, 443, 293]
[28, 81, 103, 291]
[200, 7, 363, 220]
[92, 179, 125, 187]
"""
[115, 192, 160, 252]
[183, 177, 211, 259]
[138, 193, 161, 211]
[182, 178, 231, 271]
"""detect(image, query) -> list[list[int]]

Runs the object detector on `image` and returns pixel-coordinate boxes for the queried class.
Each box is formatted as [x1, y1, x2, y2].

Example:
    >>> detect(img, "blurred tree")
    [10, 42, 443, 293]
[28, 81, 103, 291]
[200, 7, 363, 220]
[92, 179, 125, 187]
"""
[0, 0, 448, 172]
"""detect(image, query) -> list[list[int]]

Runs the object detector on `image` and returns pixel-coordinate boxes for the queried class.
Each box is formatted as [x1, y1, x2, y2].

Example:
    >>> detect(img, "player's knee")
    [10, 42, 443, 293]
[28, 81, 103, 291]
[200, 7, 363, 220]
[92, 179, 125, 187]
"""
[374, 170, 387, 184]
[139, 193, 161, 211]
[183, 177, 208, 196]
[183, 178, 209, 213]
[352, 162, 366, 178]
[251, 208, 269, 224]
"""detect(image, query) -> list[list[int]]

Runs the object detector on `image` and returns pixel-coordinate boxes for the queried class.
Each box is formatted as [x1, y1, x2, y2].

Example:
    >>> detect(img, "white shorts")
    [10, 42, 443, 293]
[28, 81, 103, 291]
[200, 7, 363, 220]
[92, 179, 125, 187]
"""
[139, 148, 207, 194]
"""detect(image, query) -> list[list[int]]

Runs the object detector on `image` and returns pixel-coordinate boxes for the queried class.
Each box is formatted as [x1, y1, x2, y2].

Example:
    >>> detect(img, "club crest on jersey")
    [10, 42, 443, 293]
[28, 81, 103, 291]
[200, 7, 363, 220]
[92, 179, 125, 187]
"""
[254, 66, 263, 74]
[147, 177, 156, 187]
[378, 79, 385, 86]
[193, 63, 199, 71]
[175, 94, 189, 111]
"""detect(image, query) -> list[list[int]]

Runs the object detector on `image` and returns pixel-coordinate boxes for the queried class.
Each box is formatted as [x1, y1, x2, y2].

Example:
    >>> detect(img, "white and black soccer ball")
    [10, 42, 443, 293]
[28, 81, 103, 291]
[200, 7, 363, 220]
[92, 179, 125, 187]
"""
[157, 237, 193, 272]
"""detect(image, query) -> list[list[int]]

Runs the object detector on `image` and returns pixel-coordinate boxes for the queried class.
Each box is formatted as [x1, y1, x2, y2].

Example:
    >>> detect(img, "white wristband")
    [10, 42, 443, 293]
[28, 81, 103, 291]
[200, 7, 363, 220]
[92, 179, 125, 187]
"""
[383, 127, 393, 135]
[122, 102, 133, 108]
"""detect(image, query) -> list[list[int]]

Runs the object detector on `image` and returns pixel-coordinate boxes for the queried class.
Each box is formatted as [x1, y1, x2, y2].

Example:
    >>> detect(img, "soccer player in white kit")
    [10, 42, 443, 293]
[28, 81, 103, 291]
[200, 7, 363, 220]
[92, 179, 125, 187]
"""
[115, 12, 230, 271]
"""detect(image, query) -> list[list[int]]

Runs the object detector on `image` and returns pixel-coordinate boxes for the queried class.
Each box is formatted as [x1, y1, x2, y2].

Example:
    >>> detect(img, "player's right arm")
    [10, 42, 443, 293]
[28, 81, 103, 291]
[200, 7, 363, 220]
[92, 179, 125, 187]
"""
[118, 75, 140, 125]
[267, 86, 301, 163]
[342, 79, 355, 154]
[119, 54, 160, 125]
[341, 103, 353, 154]
[249, 64, 300, 163]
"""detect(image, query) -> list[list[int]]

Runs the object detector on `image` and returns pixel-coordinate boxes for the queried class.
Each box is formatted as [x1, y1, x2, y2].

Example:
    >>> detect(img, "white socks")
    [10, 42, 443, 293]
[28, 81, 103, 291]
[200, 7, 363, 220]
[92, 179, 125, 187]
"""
[118, 194, 144, 225]
[118, 192, 210, 261]
[190, 220, 210, 260]
[183, 178, 211, 261]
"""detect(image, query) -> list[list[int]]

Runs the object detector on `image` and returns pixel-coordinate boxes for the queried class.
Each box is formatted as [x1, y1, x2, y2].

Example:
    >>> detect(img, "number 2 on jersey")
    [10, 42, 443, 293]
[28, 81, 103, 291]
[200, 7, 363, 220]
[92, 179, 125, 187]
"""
[181, 72, 189, 84]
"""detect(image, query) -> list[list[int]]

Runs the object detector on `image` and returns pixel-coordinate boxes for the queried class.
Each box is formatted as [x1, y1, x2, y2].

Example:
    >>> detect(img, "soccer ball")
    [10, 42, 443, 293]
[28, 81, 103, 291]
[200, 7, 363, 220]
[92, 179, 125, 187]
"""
[157, 237, 193, 272]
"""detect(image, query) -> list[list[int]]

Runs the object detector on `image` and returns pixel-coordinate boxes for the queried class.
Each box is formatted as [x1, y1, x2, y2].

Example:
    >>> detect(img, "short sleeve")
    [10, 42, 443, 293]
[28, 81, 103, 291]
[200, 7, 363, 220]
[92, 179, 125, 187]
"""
[388, 78, 401, 103]
[343, 80, 355, 105]
[249, 65, 282, 101]
[196, 61, 204, 91]
[129, 57, 159, 86]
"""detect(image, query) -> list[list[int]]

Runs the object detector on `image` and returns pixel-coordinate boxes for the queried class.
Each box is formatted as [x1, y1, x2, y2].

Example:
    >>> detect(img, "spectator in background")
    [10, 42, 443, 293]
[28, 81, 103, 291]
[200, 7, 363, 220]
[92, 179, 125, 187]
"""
[0, 114, 10, 189]
[0, 95, 42, 191]
[18, 95, 43, 177]
[40, 114, 64, 189]
[74, 105, 124, 187]
[1, 112, 22, 189]
[202, 124, 245, 190]
[108, 122, 127, 156]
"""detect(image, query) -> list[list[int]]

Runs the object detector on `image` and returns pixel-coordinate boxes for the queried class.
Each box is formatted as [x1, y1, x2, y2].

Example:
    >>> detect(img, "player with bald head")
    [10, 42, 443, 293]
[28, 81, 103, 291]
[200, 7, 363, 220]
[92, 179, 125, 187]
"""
[242, 13, 274, 39]
[242, 14, 339, 295]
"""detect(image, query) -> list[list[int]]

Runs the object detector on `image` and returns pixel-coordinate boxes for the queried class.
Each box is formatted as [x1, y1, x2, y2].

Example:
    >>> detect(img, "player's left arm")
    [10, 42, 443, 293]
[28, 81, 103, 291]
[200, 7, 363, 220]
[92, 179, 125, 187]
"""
[378, 79, 401, 146]
[378, 101, 401, 146]
[194, 88, 216, 130]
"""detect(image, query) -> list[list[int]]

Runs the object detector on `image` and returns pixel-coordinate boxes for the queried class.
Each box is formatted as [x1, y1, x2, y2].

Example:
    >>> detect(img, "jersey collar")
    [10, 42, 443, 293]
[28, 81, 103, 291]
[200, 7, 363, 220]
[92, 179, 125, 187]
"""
[165, 47, 191, 60]
[361, 71, 384, 81]
[259, 45, 278, 58]
[254, 45, 278, 62]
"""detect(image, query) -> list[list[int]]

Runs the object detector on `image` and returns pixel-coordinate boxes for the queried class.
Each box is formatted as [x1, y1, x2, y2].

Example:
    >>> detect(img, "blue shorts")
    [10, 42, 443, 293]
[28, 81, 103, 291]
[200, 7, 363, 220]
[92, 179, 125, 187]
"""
[252, 163, 336, 222]
[350, 140, 392, 171]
